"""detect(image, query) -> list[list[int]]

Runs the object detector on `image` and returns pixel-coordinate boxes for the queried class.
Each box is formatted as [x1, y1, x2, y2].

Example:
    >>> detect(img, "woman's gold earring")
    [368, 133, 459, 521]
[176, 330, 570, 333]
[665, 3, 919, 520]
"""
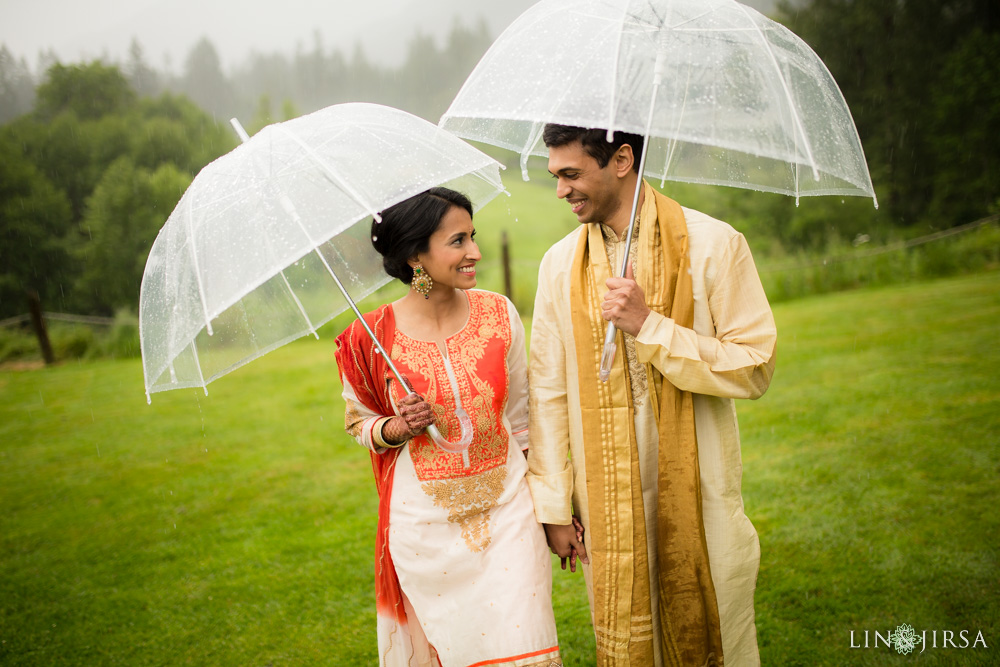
[411, 264, 432, 299]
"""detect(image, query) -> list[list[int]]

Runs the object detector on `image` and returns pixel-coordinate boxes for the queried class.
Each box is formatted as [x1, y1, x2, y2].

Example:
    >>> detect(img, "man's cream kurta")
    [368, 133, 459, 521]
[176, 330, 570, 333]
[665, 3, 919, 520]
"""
[527, 184, 776, 666]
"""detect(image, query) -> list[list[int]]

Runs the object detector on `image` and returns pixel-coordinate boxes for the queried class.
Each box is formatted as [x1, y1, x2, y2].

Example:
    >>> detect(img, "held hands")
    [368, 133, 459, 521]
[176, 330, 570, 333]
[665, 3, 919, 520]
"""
[602, 262, 650, 337]
[383, 392, 435, 444]
[543, 516, 589, 573]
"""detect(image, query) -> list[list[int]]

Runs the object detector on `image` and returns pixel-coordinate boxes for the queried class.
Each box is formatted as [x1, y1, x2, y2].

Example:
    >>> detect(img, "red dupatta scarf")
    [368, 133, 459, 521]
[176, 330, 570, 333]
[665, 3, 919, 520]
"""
[333, 305, 406, 623]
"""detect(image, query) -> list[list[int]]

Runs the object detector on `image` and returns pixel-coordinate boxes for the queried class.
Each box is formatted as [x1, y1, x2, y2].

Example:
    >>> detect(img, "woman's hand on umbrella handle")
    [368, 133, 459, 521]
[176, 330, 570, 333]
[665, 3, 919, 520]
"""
[396, 392, 436, 436]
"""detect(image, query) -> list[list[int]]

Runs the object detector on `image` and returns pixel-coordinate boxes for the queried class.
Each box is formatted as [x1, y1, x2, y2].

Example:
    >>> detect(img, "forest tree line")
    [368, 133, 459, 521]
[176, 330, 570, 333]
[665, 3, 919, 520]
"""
[0, 21, 493, 320]
[1, 2, 997, 321]
[0, 20, 492, 127]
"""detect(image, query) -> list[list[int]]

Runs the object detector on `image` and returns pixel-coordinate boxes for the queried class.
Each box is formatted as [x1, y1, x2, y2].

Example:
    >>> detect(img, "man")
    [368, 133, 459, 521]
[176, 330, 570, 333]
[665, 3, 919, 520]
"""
[525, 124, 776, 666]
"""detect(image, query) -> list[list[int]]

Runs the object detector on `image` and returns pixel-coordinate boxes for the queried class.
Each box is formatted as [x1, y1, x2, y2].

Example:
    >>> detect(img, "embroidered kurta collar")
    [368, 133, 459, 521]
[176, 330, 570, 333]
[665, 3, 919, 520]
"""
[599, 213, 640, 244]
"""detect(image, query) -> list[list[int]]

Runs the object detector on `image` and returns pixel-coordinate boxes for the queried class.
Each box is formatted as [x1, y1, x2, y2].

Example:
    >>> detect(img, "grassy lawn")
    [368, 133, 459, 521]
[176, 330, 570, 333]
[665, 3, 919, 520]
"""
[743, 271, 1000, 665]
[2, 270, 998, 665]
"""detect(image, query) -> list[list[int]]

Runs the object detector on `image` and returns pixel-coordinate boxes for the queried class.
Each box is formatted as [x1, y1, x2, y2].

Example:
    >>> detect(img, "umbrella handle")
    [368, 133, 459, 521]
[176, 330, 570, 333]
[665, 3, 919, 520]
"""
[599, 323, 618, 383]
[324, 256, 473, 466]
[388, 362, 473, 466]
[426, 419, 473, 468]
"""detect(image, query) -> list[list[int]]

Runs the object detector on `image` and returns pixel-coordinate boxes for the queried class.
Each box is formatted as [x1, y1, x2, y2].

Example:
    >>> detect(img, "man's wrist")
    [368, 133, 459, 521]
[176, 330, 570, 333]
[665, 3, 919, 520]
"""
[635, 307, 653, 335]
[636, 309, 666, 342]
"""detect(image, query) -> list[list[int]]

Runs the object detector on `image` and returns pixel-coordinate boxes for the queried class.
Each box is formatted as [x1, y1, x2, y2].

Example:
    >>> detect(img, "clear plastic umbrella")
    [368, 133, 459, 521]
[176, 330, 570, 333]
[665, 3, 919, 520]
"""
[140, 103, 505, 415]
[439, 0, 877, 379]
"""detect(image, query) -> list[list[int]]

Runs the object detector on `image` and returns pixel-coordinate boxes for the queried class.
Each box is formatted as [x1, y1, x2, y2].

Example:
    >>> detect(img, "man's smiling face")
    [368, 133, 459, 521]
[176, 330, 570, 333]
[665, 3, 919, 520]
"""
[547, 140, 626, 226]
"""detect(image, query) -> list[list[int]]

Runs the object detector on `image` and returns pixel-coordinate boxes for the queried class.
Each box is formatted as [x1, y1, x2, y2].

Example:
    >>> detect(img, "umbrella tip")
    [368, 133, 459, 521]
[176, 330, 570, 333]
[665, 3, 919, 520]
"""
[146, 391, 151, 405]
[229, 118, 251, 144]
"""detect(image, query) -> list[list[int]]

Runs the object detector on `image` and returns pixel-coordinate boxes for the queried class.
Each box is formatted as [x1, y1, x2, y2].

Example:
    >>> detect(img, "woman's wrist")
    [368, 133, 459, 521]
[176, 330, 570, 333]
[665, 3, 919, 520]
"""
[376, 416, 408, 448]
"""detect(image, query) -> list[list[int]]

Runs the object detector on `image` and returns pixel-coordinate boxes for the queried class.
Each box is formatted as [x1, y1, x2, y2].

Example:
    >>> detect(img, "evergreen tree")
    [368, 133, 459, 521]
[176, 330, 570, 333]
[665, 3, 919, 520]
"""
[779, 0, 999, 226]
[35, 61, 136, 121]
[76, 157, 191, 313]
[1, 62, 231, 316]
[0, 136, 75, 317]
[0, 46, 36, 124]
[180, 37, 236, 117]
[126, 38, 160, 98]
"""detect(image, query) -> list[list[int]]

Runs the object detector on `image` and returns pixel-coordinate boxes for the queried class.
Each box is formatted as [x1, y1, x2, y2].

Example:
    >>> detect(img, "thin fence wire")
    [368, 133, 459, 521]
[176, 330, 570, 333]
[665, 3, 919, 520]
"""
[3, 215, 997, 328]
[0, 312, 116, 328]
[760, 214, 999, 273]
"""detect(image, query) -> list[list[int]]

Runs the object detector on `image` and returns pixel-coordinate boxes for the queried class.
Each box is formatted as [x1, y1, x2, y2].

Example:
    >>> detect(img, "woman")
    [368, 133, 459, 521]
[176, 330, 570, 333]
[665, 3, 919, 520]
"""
[334, 187, 561, 667]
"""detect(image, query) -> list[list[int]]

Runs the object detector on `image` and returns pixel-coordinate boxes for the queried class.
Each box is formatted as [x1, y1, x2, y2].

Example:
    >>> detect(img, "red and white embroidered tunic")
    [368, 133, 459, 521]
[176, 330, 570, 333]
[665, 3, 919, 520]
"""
[340, 290, 561, 667]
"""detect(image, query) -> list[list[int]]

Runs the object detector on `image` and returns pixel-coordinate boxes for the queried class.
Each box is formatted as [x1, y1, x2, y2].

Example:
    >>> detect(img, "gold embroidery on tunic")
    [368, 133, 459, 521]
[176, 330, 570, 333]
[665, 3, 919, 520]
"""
[420, 467, 506, 552]
[391, 292, 512, 480]
[344, 398, 365, 440]
[601, 220, 648, 403]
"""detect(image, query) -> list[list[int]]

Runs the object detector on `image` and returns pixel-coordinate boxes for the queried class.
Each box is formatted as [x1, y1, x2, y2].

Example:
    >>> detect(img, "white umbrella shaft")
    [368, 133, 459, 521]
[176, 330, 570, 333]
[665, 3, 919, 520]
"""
[229, 118, 251, 143]
[599, 55, 663, 382]
[227, 118, 451, 450]
[325, 260, 457, 458]
[597, 147, 646, 382]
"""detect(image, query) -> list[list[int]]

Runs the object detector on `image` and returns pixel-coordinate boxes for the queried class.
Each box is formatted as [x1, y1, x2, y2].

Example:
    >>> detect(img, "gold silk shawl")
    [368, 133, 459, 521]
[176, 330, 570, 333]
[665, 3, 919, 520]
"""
[570, 183, 724, 666]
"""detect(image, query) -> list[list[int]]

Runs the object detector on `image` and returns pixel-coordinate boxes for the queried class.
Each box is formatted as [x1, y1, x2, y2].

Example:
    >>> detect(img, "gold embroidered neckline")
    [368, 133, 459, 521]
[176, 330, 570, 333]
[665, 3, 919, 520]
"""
[600, 209, 641, 244]
[390, 290, 474, 344]
[600, 213, 648, 403]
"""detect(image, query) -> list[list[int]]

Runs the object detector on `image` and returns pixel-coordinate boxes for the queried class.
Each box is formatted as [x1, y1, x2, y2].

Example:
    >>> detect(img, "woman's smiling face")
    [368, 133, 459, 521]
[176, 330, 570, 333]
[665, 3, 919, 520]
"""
[413, 205, 481, 291]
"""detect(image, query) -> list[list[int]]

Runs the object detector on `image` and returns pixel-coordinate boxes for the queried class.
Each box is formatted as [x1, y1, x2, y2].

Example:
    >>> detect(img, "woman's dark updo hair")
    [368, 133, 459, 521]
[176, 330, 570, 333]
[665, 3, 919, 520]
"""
[371, 187, 474, 284]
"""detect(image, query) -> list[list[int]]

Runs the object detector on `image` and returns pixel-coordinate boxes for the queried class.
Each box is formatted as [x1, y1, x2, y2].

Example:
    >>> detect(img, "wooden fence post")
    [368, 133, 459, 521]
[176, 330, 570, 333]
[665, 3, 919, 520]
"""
[26, 290, 55, 365]
[501, 230, 513, 304]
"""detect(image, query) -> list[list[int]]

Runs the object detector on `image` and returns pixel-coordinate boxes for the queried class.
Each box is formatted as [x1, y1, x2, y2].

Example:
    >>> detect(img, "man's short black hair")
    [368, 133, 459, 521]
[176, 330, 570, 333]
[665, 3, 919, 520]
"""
[543, 124, 644, 174]
[370, 187, 473, 284]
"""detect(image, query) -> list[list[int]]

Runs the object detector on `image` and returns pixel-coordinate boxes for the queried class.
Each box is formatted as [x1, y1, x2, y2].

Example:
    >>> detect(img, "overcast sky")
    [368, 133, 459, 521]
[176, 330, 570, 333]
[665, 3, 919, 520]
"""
[0, 0, 538, 72]
[0, 0, 779, 73]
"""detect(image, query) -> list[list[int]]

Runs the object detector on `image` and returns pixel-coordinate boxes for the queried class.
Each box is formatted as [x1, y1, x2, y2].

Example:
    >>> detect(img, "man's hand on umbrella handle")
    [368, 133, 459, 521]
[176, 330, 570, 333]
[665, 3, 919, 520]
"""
[602, 262, 650, 336]
[390, 393, 436, 439]
[543, 519, 589, 572]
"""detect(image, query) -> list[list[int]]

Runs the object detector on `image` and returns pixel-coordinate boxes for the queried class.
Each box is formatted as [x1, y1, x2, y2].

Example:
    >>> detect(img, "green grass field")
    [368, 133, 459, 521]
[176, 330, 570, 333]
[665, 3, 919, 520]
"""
[2, 268, 998, 665]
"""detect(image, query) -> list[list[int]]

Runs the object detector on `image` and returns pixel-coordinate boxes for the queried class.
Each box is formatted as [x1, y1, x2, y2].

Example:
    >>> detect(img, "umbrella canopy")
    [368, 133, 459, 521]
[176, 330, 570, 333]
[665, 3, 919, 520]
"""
[441, 0, 876, 381]
[140, 103, 505, 400]
[440, 0, 877, 204]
